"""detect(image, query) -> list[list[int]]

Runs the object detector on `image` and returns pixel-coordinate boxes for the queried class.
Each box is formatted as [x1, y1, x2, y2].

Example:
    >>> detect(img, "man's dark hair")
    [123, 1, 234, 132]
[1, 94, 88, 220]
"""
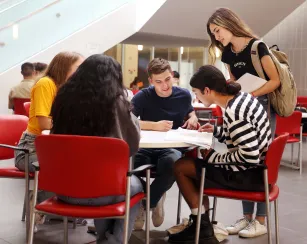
[21, 62, 35, 77]
[33, 62, 48, 73]
[190, 65, 241, 96]
[173, 71, 180, 79]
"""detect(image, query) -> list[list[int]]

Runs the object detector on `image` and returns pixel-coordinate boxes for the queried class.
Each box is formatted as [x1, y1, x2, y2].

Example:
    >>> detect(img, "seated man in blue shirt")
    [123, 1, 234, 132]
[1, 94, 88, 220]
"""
[132, 58, 198, 229]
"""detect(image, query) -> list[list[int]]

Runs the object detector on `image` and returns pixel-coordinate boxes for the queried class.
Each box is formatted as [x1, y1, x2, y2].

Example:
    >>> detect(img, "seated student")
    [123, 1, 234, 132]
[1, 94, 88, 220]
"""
[33, 62, 48, 81]
[50, 54, 142, 244]
[168, 65, 272, 243]
[131, 58, 198, 229]
[8, 62, 36, 109]
[14, 52, 83, 231]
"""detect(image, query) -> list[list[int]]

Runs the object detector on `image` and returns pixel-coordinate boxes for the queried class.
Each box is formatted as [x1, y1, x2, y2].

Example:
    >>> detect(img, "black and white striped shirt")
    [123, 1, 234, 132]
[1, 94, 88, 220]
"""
[206, 92, 272, 164]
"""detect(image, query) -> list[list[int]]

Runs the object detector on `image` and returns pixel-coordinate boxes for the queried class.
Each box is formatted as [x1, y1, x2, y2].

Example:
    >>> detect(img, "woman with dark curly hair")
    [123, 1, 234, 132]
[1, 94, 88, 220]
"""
[50, 54, 142, 244]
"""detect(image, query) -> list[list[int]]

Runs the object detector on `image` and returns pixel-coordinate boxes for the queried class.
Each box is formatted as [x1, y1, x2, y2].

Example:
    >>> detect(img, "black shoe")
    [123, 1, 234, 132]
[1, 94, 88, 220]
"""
[168, 212, 219, 244]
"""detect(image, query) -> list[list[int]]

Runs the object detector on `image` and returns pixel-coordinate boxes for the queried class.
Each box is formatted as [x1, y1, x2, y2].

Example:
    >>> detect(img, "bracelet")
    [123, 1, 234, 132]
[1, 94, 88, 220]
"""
[251, 92, 255, 97]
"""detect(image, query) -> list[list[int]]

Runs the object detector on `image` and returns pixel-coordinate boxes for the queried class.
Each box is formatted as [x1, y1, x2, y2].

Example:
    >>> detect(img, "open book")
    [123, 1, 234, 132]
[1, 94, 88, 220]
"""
[165, 128, 213, 148]
[236, 73, 267, 93]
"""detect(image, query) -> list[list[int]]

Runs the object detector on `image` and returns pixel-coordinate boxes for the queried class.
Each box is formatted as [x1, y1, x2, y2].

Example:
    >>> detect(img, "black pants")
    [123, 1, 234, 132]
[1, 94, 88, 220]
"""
[194, 159, 265, 192]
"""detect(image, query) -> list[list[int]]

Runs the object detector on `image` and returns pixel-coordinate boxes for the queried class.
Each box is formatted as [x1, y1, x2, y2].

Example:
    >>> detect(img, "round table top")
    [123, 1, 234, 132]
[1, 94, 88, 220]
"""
[41, 130, 193, 148]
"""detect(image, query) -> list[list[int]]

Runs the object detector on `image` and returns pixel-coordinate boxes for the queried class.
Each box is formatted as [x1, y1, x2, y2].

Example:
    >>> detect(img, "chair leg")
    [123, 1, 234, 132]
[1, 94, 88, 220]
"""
[211, 197, 217, 222]
[21, 193, 26, 221]
[264, 170, 272, 244]
[176, 191, 182, 225]
[63, 217, 68, 244]
[274, 200, 279, 244]
[195, 168, 206, 244]
[299, 141, 302, 175]
[291, 144, 294, 165]
[72, 219, 77, 229]
[145, 169, 150, 244]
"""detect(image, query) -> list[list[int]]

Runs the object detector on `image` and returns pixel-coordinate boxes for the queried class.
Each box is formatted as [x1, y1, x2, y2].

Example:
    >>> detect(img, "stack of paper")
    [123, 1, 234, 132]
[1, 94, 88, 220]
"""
[236, 73, 267, 93]
[165, 128, 213, 148]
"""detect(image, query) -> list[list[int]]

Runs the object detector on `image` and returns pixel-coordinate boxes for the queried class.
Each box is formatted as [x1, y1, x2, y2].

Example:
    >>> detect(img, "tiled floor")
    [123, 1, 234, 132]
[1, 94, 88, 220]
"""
[0, 139, 306, 243]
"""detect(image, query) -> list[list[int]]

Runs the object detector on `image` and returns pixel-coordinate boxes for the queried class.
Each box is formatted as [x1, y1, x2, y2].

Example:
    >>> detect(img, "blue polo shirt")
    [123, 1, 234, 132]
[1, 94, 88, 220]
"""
[131, 86, 194, 129]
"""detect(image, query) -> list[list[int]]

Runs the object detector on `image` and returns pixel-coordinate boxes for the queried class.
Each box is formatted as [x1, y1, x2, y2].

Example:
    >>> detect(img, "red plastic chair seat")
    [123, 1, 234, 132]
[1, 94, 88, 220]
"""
[286, 136, 300, 143]
[204, 185, 279, 202]
[0, 166, 34, 178]
[36, 193, 145, 218]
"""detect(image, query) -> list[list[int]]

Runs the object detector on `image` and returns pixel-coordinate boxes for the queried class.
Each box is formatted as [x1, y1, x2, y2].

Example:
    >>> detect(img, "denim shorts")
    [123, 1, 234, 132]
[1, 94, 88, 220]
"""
[15, 132, 38, 172]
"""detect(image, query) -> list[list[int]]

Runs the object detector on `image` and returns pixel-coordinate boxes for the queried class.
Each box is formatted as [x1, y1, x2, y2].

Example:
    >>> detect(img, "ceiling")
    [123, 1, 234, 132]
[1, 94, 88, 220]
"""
[123, 0, 305, 46]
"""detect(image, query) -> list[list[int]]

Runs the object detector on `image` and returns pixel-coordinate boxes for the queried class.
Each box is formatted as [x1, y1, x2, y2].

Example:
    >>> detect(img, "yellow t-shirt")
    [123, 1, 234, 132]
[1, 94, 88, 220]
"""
[27, 77, 57, 135]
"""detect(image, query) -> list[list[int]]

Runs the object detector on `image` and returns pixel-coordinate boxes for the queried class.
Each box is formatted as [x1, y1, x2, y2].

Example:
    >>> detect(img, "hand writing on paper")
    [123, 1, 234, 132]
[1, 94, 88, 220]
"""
[200, 148, 213, 159]
[182, 116, 198, 130]
[198, 123, 214, 133]
[155, 120, 173, 132]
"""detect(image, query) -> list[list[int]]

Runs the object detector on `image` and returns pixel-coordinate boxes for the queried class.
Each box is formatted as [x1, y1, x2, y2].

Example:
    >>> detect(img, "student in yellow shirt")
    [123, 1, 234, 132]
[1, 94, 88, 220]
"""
[15, 52, 84, 173]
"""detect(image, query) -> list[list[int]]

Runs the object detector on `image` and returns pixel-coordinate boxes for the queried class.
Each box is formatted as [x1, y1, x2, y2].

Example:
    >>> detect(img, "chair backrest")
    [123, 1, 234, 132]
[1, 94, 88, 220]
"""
[264, 133, 289, 185]
[297, 96, 307, 108]
[275, 111, 302, 136]
[23, 102, 31, 117]
[13, 98, 31, 116]
[212, 105, 223, 125]
[0, 115, 28, 160]
[35, 135, 130, 198]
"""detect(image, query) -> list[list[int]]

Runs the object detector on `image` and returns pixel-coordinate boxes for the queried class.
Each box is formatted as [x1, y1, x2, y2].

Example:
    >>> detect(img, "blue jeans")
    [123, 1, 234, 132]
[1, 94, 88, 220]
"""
[134, 148, 182, 208]
[241, 95, 275, 217]
[58, 175, 143, 244]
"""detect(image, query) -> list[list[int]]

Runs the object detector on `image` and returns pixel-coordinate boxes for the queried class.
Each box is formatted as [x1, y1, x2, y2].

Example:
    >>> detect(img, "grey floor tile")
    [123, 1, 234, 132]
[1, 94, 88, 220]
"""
[0, 139, 306, 243]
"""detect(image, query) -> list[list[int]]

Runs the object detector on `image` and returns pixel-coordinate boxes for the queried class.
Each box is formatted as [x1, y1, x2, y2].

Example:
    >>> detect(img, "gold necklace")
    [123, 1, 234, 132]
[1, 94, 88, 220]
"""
[231, 38, 251, 56]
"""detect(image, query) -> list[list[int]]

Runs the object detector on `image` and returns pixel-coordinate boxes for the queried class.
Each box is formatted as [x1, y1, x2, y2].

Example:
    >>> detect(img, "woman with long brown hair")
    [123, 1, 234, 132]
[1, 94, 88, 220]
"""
[206, 8, 280, 238]
[15, 51, 83, 231]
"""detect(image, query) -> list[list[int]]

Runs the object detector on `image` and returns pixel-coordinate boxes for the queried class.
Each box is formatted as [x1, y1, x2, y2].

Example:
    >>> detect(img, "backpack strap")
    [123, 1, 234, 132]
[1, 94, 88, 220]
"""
[251, 40, 266, 80]
[250, 40, 271, 116]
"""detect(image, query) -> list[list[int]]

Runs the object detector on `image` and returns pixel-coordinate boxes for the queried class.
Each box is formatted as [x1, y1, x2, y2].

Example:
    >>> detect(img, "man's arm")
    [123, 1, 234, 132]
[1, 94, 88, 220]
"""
[182, 110, 198, 129]
[140, 120, 173, 131]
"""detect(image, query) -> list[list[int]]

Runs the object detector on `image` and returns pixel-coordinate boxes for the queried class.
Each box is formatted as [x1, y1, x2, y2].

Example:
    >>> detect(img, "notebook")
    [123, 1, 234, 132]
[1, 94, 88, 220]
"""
[236, 73, 267, 93]
[165, 128, 213, 148]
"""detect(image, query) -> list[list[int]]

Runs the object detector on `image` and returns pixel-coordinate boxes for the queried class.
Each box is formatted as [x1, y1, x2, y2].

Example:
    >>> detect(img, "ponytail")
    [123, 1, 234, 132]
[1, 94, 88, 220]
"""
[225, 81, 241, 95]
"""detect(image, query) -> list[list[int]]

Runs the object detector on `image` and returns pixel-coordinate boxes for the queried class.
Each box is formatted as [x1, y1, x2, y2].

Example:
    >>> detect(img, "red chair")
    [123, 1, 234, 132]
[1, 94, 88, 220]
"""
[195, 133, 289, 244]
[29, 135, 153, 244]
[275, 111, 302, 174]
[0, 115, 32, 238]
[23, 102, 31, 117]
[297, 96, 307, 108]
[13, 98, 30, 116]
[198, 105, 223, 126]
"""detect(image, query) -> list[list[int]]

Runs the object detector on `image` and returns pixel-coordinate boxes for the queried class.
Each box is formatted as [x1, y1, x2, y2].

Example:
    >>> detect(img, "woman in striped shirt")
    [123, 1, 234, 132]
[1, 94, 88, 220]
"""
[168, 65, 272, 244]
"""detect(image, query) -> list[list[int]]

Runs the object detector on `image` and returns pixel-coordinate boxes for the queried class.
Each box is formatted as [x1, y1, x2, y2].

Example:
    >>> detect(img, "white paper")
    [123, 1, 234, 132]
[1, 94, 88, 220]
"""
[165, 128, 213, 148]
[236, 73, 267, 93]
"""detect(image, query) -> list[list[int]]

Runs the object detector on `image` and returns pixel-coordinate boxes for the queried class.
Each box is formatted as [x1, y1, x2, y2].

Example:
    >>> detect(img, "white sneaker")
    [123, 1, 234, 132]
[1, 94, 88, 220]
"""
[213, 221, 229, 242]
[226, 217, 250, 235]
[239, 219, 267, 238]
[134, 204, 145, 230]
[152, 193, 166, 227]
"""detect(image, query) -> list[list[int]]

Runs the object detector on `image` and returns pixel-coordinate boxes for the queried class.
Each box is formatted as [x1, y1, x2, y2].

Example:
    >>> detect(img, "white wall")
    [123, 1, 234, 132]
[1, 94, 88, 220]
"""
[263, 1, 307, 96]
[0, 0, 166, 114]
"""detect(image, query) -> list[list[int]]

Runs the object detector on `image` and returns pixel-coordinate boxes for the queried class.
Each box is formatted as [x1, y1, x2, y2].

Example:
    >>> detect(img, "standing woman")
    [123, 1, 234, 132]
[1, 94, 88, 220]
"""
[206, 8, 280, 238]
